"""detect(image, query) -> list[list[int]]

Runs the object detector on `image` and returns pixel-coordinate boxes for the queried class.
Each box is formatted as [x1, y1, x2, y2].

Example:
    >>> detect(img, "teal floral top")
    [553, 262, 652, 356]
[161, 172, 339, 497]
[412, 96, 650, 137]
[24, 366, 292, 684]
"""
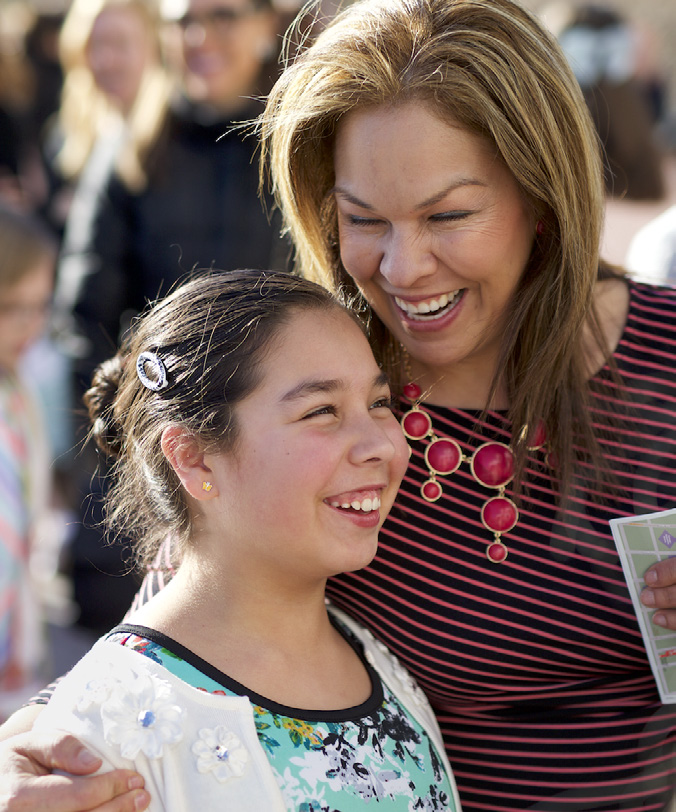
[107, 619, 455, 811]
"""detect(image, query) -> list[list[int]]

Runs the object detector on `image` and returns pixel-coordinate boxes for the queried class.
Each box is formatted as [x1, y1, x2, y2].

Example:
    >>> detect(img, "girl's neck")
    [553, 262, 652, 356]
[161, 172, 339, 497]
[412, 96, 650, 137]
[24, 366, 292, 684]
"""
[128, 555, 372, 710]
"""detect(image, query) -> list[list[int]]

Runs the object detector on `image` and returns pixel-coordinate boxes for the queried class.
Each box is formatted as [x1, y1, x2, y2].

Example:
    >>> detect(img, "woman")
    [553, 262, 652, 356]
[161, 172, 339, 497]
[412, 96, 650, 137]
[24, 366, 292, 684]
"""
[2, 0, 676, 810]
[41, 0, 170, 235]
[257, 1, 676, 807]
[36, 269, 459, 810]
[56, 0, 287, 390]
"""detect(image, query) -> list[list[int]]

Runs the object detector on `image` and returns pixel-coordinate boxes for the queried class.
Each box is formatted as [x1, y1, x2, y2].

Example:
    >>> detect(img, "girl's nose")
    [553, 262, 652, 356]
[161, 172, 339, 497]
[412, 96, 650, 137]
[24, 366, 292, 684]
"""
[349, 413, 398, 466]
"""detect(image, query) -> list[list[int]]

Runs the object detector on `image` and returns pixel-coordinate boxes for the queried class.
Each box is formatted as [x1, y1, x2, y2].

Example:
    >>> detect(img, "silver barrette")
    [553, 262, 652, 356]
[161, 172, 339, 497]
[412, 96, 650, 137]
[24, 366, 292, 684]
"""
[136, 351, 168, 392]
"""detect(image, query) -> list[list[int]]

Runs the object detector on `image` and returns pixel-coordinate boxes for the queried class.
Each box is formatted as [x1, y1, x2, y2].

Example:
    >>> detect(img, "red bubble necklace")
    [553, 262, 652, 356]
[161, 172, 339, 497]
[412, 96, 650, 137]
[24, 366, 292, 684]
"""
[400, 380, 547, 563]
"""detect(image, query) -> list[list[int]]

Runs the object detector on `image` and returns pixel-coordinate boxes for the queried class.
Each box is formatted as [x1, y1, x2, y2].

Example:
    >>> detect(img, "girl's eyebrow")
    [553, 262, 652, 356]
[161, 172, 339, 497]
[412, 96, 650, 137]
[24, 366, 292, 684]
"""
[280, 371, 389, 402]
[332, 179, 486, 212]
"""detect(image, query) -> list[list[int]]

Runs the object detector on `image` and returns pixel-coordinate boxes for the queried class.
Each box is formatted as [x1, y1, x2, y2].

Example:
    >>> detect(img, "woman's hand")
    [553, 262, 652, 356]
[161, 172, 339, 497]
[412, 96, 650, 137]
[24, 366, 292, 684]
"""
[641, 558, 676, 630]
[0, 731, 149, 812]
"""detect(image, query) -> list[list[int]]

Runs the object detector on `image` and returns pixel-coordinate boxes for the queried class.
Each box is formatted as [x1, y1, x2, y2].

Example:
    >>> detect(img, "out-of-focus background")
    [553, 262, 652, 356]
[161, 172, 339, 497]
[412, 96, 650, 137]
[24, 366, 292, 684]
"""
[525, 0, 676, 265]
[0, 0, 674, 723]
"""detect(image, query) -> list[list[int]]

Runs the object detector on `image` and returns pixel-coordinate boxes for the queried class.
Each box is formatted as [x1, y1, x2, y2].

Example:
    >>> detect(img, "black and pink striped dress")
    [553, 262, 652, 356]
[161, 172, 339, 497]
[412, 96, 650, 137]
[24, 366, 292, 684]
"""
[326, 280, 676, 810]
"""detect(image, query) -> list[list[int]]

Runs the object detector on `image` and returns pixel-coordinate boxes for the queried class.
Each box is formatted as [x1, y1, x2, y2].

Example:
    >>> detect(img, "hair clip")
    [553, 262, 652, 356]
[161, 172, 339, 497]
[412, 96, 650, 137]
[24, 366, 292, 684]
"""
[136, 351, 168, 392]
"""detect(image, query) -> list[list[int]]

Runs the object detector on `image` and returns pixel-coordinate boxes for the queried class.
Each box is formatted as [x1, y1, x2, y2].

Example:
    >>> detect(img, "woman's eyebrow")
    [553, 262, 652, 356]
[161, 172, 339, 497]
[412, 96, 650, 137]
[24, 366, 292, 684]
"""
[332, 179, 486, 212]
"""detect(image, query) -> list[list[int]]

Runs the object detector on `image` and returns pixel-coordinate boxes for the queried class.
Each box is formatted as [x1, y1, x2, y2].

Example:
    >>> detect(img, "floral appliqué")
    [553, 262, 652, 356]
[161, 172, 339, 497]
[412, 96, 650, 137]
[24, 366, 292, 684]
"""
[101, 673, 184, 759]
[365, 643, 428, 707]
[192, 726, 249, 782]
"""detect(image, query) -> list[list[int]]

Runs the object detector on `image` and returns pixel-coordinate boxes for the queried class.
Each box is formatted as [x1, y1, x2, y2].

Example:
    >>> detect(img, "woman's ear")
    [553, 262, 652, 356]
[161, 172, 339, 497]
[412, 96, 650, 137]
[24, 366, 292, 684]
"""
[161, 425, 217, 499]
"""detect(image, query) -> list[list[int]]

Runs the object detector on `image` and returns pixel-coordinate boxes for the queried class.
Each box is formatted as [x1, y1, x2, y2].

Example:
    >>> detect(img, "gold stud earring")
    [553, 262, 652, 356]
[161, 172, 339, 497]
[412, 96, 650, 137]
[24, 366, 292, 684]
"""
[202, 481, 213, 492]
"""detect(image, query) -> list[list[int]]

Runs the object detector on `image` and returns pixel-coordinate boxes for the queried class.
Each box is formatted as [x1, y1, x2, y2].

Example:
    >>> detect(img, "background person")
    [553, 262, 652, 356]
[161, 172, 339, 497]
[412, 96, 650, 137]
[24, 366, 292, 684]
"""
[554, 2, 666, 200]
[41, 0, 171, 238]
[0, 205, 57, 721]
[54, 0, 288, 394]
[625, 205, 676, 286]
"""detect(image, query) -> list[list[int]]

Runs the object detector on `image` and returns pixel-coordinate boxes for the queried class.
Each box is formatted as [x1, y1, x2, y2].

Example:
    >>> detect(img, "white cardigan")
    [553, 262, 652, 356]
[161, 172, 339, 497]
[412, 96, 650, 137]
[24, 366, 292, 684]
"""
[35, 607, 462, 811]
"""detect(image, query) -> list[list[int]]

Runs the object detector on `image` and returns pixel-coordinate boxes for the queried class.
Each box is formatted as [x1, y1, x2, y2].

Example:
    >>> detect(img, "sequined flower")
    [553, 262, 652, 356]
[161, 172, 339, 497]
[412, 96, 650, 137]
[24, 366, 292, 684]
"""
[76, 676, 114, 713]
[192, 726, 249, 782]
[101, 674, 184, 759]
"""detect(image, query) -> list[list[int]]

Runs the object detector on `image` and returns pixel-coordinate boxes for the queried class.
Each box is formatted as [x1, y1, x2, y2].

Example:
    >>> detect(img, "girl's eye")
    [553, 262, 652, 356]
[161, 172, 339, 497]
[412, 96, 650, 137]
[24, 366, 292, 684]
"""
[370, 396, 394, 412]
[302, 405, 337, 420]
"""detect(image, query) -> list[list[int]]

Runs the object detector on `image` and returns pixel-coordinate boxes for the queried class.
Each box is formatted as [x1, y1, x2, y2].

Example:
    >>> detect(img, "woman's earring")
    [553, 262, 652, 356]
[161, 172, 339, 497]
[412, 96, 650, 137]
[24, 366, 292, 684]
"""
[202, 481, 213, 492]
[536, 220, 545, 235]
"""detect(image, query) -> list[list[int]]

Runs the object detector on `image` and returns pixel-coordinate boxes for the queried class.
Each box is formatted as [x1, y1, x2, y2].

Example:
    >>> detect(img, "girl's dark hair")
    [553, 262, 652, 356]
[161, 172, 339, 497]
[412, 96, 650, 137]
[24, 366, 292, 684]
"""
[84, 269, 350, 568]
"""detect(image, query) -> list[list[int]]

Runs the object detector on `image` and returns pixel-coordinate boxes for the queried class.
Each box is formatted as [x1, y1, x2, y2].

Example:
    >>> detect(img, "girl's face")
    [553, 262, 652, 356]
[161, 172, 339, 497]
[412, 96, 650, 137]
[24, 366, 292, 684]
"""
[201, 308, 409, 587]
[175, 0, 276, 110]
[87, 5, 156, 114]
[333, 101, 536, 391]
[0, 259, 53, 373]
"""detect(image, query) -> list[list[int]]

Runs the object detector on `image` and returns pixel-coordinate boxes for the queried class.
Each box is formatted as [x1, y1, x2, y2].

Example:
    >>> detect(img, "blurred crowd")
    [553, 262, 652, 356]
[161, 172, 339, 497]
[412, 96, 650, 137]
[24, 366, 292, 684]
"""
[0, 0, 675, 721]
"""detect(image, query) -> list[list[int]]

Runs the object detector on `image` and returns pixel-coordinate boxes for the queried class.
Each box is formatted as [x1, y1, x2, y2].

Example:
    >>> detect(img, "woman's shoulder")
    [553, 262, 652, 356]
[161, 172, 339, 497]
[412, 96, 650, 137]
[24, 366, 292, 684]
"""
[620, 278, 676, 344]
[594, 276, 676, 362]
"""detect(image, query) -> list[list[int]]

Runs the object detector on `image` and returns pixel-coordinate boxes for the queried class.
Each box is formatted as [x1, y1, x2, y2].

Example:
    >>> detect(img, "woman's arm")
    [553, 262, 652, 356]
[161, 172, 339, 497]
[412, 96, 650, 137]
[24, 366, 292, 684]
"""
[0, 724, 149, 812]
[0, 557, 173, 810]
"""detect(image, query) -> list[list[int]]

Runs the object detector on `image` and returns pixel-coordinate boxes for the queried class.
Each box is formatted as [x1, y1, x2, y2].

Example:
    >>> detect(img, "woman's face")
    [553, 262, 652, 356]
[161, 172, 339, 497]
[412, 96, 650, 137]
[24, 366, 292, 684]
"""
[333, 101, 536, 388]
[87, 5, 156, 114]
[175, 0, 276, 110]
[201, 308, 409, 586]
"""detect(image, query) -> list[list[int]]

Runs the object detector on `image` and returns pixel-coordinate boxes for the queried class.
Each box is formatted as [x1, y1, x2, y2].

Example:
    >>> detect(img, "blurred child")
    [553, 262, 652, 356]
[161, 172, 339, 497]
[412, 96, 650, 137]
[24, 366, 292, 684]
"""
[0, 204, 56, 720]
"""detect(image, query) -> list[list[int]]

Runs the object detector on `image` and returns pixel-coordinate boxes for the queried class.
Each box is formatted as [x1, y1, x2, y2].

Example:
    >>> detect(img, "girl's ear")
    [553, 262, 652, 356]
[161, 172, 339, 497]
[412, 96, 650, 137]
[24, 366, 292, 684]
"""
[161, 425, 217, 499]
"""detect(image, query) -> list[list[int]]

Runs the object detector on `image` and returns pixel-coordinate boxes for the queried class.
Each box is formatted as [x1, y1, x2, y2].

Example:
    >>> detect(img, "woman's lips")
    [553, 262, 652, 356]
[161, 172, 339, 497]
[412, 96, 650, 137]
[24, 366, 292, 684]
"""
[393, 289, 466, 330]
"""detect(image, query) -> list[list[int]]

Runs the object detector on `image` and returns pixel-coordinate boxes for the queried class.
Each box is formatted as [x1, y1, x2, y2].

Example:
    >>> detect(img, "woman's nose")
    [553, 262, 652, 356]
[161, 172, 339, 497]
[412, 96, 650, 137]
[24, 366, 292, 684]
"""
[379, 229, 437, 288]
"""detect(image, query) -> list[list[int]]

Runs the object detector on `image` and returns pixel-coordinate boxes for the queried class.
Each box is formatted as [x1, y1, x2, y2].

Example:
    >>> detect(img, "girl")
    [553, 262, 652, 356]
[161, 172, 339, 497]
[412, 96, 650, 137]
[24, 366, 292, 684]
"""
[34, 269, 461, 811]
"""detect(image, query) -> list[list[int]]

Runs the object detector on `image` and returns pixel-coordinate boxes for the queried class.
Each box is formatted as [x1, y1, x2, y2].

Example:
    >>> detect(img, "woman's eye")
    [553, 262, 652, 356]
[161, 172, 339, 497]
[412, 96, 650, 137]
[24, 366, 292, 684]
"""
[346, 214, 383, 227]
[430, 210, 472, 223]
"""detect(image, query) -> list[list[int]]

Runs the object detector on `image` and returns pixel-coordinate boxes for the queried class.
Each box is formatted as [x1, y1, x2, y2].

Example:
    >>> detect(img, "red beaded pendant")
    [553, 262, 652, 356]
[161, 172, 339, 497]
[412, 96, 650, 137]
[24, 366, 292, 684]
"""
[402, 409, 432, 440]
[481, 496, 519, 534]
[486, 541, 508, 563]
[470, 442, 514, 488]
[527, 419, 547, 451]
[425, 437, 462, 475]
[400, 382, 545, 563]
[421, 479, 443, 502]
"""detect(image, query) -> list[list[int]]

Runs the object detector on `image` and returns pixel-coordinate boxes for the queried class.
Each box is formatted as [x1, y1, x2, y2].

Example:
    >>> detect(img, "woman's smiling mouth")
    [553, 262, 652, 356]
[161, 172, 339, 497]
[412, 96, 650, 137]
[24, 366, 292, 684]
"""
[394, 289, 464, 321]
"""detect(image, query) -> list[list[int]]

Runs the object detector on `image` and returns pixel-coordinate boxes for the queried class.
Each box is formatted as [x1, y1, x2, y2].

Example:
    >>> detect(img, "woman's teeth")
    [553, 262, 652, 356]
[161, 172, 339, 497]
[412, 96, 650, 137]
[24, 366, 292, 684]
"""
[395, 290, 462, 320]
[329, 496, 381, 512]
